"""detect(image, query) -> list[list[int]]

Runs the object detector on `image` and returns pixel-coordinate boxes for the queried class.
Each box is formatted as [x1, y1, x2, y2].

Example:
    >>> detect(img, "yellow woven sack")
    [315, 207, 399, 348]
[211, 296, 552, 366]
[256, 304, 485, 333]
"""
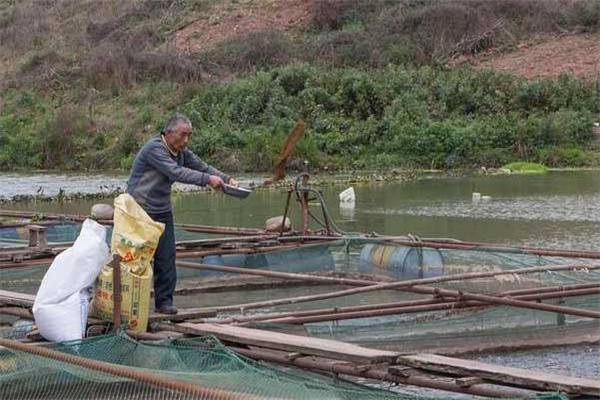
[111, 194, 165, 274]
[93, 194, 164, 331]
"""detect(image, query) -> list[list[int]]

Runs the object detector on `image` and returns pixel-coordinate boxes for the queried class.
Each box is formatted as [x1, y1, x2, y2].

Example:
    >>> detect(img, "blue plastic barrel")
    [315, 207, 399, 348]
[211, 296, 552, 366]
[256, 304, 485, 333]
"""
[244, 245, 335, 273]
[177, 254, 248, 279]
[176, 245, 334, 278]
[359, 244, 444, 278]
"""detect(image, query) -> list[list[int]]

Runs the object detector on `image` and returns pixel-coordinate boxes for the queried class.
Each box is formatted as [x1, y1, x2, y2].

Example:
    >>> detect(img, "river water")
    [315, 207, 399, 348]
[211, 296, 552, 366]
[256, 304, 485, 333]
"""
[3, 169, 600, 250]
[1, 170, 599, 396]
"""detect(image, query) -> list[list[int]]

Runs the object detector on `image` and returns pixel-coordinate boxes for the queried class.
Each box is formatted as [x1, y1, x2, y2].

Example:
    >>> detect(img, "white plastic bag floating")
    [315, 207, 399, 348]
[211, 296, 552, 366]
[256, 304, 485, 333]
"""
[339, 187, 356, 203]
[33, 219, 110, 342]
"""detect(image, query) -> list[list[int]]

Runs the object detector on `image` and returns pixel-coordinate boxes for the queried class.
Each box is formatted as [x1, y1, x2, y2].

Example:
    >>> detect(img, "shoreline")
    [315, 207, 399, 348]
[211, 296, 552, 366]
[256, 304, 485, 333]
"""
[0, 167, 598, 204]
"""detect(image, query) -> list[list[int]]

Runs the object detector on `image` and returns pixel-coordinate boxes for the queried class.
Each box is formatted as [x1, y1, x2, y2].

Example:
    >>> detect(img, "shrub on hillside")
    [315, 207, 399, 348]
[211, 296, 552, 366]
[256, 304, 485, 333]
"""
[572, 0, 600, 30]
[337, 71, 385, 119]
[377, 0, 600, 64]
[311, 0, 370, 31]
[41, 107, 88, 170]
[271, 64, 315, 96]
[202, 30, 293, 73]
[306, 30, 384, 68]
[83, 44, 203, 90]
[0, 1, 51, 50]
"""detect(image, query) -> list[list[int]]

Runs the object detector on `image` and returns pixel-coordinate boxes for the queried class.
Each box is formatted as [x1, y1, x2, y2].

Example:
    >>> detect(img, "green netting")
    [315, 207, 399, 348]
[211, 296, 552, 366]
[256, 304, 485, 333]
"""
[0, 332, 438, 400]
[0, 332, 572, 400]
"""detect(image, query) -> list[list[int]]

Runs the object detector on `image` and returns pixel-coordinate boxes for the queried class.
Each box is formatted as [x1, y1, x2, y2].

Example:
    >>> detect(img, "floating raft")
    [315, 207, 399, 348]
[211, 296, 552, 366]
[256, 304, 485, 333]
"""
[1, 208, 600, 399]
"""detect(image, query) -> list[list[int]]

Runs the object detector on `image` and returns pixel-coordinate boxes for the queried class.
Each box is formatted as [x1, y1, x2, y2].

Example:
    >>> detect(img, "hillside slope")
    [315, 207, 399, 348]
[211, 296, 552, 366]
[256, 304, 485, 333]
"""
[467, 33, 600, 79]
[0, 0, 599, 172]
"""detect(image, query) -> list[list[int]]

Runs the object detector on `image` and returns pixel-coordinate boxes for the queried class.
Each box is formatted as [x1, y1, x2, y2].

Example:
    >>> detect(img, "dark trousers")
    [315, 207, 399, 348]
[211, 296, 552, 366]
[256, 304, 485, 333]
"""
[147, 211, 176, 308]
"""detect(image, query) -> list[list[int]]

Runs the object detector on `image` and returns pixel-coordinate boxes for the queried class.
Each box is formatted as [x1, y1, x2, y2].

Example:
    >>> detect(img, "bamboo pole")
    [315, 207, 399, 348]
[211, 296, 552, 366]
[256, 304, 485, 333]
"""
[0, 209, 264, 235]
[279, 189, 293, 236]
[0, 239, 340, 269]
[111, 254, 122, 332]
[0, 306, 33, 319]
[175, 240, 333, 259]
[202, 283, 600, 325]
[261, 287, 600, 324]
[408, 237, 600, 260]
[177, 261, 599, 289]
[402, 285, 600, 319]
[174, 223, 265, 236]
[176, 261, 600, 313]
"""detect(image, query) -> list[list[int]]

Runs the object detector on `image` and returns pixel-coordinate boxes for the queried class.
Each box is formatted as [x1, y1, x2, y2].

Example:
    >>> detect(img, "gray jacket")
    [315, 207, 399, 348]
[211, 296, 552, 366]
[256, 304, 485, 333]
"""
[127, 134, 229, 214]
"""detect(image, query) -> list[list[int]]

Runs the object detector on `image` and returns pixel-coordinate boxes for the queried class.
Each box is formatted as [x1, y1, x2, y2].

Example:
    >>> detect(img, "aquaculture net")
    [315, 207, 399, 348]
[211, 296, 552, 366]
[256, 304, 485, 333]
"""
[173, 236, 599, 355]
[234, 237, 600, 354]
[0, 331, 437, 400]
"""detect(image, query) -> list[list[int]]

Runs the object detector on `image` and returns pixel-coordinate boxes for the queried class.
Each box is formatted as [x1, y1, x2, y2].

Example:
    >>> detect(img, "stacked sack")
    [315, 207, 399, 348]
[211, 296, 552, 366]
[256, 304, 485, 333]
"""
[92, 194, 164, 332]
[33, 219, 110, 342]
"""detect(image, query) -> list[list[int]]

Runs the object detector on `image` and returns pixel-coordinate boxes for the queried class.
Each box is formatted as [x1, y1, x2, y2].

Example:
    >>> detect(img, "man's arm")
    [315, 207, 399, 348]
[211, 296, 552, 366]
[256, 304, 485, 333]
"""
[182, 149, 231, 183]
[145, 146, 214, 186]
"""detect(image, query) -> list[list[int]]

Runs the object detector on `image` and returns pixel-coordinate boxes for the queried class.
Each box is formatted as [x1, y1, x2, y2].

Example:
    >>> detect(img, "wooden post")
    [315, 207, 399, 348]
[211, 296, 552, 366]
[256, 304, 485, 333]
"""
[280, 189, 293, 237]
[300, 162, 309, 235]
[27, 225, 48, 250]
[111, 254, 122, 332]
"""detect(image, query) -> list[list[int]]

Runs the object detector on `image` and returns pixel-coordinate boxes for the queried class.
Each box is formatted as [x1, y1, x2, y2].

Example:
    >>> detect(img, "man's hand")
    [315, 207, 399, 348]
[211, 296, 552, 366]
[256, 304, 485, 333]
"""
[228, 178, 239, 187]
[208, 175, 224, 188]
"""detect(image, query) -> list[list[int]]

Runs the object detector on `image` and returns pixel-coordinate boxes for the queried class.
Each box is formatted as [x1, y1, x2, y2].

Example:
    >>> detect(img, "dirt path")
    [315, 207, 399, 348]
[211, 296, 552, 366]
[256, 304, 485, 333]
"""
[473, 34, 600, 79]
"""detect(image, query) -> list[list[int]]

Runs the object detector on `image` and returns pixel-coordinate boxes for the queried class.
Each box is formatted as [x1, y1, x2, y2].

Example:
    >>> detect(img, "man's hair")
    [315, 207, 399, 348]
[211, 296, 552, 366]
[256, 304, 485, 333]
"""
[164, 113, 192, 134]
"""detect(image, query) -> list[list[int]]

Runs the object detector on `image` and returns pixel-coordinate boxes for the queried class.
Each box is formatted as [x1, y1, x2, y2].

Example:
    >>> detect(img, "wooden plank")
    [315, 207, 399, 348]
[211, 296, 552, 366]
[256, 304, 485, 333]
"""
[398, 353, 600, 396]
[0, 290, 35, 307]
[165, 322, 400, 364]
[0, 306, 33, 319]
[148, 308, 217, 322]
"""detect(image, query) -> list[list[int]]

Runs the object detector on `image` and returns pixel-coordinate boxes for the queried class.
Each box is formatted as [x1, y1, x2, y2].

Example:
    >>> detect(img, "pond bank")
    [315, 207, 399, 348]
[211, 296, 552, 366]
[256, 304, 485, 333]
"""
[3, 168, 598, 204]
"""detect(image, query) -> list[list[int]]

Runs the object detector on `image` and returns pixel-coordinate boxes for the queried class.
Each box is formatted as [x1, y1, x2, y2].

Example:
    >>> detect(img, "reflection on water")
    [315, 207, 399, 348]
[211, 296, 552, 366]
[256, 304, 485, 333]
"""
[371, 194, 600, 222]
[471, 345, 600, 380]
[338, 202, 356, 221]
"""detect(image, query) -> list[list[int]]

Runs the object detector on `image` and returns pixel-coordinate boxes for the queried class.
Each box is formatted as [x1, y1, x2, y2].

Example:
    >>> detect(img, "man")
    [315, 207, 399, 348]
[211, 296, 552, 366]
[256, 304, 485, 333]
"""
[127, 114, 238, 315]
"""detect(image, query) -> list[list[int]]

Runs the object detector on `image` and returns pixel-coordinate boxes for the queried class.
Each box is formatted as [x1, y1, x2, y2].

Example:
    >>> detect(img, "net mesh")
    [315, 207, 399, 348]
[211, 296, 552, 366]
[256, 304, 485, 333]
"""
[0, 332, 437, 400]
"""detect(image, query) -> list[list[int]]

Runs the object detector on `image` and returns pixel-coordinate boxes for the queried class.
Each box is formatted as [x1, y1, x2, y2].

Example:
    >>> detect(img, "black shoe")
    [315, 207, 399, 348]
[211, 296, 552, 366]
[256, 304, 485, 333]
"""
[155, 305, 178, 315]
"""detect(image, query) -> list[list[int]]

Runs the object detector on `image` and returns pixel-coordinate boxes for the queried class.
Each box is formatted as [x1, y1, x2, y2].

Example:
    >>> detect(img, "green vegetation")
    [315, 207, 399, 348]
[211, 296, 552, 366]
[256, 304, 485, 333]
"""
[501, 162, 548, 173]
[182, 65, 598, 171]
[0, 0, 599, 172]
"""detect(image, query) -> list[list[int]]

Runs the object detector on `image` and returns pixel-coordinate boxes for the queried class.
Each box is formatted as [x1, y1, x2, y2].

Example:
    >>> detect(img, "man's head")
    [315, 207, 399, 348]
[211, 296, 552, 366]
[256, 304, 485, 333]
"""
[163, 114, 192, 152]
